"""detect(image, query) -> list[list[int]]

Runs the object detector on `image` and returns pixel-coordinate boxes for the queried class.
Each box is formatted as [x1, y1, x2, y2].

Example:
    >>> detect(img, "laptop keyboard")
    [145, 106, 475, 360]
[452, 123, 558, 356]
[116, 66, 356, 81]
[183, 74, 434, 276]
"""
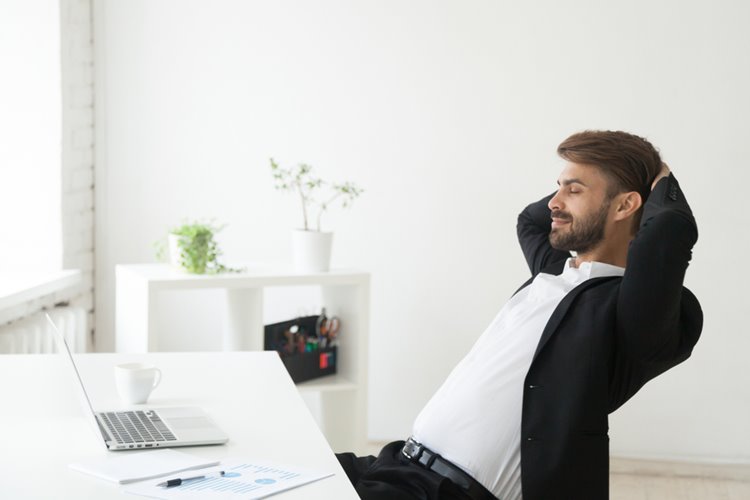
[99, 410, 177, 444]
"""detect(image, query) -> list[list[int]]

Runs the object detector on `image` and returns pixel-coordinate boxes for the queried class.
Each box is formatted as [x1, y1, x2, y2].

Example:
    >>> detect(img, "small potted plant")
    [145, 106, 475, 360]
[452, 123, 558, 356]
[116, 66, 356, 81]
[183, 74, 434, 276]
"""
[270, 158, 363, 272]
[156, 221, 237, 274]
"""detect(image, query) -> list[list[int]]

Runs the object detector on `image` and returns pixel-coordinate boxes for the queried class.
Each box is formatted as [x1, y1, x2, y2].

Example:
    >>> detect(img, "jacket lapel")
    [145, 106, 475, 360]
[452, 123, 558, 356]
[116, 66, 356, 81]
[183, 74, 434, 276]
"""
[531, 275, 620, 363]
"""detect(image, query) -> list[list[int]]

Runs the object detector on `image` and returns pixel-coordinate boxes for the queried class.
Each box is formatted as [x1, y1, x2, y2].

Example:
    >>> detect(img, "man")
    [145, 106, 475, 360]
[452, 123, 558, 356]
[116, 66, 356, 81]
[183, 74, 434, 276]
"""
[337, 130, 702, 500]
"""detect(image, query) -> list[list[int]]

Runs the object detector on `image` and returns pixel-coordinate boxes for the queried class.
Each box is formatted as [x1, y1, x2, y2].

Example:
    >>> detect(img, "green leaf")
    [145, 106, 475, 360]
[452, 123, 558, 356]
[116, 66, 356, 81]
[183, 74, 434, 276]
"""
[268, 158, 365, 230]
[162, 221, 242, 274]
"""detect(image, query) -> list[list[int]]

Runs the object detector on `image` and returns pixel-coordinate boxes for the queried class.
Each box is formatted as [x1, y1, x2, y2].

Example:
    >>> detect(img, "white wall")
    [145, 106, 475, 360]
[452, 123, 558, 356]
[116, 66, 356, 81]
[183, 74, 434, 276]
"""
[61, 0, 97, 345]
[95, 0, 750, 462]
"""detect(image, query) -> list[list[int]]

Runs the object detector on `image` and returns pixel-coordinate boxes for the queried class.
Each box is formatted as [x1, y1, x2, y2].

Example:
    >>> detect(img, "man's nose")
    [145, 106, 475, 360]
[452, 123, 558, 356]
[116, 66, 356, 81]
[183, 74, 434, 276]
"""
[548, 191, 563, 211]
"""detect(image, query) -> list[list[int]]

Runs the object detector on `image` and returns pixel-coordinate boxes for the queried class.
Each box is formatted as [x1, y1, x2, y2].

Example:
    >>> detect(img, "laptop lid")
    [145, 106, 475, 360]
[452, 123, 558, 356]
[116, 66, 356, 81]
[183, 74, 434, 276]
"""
[46, 313, 108, 444]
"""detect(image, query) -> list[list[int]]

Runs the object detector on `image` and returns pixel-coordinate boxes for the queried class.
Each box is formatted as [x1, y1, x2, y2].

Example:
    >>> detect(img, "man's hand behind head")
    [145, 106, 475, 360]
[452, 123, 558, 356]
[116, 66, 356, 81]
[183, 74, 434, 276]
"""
[651, 162, 671, 191]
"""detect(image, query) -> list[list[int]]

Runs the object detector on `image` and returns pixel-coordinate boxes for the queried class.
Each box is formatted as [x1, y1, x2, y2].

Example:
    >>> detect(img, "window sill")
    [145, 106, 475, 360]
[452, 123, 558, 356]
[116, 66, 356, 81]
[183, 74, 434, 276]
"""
[0, 270, 82, 312]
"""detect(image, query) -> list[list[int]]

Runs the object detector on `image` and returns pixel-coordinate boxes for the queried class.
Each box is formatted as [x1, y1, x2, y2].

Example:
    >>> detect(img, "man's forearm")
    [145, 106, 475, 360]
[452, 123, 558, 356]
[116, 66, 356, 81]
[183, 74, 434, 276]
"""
[517, 193, 570, 275]
[617, 173, 700, 363]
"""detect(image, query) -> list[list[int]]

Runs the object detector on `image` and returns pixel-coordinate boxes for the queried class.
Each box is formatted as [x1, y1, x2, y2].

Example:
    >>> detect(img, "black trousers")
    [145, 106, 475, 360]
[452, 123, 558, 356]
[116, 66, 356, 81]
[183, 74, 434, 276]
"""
[336, 441, 497, 500]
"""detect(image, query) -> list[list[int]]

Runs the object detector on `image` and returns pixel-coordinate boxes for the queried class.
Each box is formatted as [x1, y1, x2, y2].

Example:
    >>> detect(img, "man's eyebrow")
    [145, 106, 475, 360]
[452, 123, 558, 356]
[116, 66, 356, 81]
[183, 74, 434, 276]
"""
[557, 178, 588, 187]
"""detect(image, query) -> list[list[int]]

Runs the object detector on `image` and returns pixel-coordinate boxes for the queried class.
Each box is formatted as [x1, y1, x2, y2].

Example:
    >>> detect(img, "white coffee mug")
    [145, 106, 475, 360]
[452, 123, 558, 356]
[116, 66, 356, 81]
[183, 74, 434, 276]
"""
[114, 363, 162, 405]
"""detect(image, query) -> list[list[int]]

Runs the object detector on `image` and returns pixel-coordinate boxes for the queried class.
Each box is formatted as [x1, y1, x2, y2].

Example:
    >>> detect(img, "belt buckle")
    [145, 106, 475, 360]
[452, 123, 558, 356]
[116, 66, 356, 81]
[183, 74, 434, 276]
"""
[401, 439, 421, 461]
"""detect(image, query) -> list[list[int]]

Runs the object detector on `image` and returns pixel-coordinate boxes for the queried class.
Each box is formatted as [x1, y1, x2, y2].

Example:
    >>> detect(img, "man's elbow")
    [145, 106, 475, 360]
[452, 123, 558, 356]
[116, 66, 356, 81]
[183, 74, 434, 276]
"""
[620, 291, 703, 365]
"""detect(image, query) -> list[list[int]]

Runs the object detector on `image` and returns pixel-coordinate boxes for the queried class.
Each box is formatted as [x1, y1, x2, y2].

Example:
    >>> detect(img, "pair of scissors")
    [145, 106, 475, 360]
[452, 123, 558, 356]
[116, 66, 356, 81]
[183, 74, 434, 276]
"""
[283, 324, 300, 355]
[316, 308, 341, 348]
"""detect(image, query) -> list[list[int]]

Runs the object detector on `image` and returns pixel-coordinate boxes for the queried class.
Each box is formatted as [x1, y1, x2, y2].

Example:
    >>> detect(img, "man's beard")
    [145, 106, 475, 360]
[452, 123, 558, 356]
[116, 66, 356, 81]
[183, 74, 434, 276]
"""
[549, 201, 610, 254]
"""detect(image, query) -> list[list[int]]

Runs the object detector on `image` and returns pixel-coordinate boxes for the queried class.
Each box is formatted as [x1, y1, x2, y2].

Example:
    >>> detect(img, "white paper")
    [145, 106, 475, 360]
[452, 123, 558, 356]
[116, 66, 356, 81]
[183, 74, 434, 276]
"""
[69, 449, 220, 484]
[124, 459, 334, 499]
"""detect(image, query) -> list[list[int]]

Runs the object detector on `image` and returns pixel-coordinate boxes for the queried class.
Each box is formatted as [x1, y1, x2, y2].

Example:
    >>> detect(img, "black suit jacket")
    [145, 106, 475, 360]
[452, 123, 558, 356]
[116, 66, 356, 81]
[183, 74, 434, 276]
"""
[515, 174, 702, 500]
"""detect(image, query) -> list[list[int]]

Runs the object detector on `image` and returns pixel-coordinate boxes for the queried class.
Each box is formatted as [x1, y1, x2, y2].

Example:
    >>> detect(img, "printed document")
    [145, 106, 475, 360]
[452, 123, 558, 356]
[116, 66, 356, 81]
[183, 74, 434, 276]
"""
[124, 458, 333, 499]
[69, 449, 219, 484]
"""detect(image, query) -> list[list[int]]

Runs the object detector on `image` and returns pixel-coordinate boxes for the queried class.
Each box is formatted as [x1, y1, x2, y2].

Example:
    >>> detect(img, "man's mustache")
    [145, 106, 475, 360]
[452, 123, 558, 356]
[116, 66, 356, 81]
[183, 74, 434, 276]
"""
[551, 210, 572, 221]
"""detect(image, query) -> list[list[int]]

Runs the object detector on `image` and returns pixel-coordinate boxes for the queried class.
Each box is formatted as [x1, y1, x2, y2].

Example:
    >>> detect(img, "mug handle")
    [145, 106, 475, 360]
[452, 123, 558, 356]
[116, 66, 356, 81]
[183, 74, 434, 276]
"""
[152, 368, 162, 389]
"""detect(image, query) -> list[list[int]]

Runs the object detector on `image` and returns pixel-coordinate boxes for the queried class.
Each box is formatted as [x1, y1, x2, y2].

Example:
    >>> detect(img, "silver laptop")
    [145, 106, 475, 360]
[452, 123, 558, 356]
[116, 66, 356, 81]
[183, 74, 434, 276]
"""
[47, 313, 229, 451]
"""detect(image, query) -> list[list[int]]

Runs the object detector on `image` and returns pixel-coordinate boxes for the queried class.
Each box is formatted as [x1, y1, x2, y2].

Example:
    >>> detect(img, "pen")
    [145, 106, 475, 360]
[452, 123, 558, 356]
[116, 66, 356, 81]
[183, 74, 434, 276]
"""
[157, 470, 225, 488]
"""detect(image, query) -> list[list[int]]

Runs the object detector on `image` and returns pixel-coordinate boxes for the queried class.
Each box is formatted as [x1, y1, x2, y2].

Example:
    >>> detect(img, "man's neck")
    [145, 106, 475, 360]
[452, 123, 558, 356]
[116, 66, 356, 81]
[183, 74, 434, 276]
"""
[573, 243, 629, 268]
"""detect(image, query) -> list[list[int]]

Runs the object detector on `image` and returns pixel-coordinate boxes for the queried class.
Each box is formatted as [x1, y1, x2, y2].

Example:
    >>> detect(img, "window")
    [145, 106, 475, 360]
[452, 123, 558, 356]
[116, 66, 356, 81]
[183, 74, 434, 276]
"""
[0, 0, 62, 275]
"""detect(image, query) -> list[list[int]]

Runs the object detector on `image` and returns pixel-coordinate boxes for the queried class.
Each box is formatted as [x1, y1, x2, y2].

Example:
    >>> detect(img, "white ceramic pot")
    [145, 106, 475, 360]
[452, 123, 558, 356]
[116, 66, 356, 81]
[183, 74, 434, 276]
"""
[168, 233, 196, 272]
[291, 229, 333, 273]
[168, 234, 184, 269]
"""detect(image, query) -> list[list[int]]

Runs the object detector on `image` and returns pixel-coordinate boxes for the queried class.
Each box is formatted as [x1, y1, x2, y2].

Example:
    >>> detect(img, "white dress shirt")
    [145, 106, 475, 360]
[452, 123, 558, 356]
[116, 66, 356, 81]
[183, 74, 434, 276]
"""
[412, 258, 624, 499]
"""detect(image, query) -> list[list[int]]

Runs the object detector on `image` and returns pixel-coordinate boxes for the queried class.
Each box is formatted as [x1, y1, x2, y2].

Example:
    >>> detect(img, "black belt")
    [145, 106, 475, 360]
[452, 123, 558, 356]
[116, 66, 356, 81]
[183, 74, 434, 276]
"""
[401, 438, 496, 500]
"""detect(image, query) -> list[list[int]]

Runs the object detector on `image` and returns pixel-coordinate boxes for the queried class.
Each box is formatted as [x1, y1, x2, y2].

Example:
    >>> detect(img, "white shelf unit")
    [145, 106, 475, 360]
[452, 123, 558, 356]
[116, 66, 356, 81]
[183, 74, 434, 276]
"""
[115, 263, 370, 453]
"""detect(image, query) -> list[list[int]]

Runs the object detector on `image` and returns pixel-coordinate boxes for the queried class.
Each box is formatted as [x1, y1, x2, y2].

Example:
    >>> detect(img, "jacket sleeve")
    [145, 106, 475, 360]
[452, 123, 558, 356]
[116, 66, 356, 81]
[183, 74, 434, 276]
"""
[616, 174, 703, 365]
[517, 193, 572, 276]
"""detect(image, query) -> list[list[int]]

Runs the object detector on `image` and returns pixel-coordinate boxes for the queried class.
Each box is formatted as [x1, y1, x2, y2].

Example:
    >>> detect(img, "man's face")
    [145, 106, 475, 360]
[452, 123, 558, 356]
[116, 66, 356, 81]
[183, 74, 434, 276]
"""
[548, 162, 613, 254]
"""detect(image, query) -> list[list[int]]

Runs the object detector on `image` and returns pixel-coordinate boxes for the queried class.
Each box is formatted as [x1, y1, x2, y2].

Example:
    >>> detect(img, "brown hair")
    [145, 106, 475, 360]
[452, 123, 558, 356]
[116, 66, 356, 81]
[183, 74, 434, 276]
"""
[557, 130, 663, 230]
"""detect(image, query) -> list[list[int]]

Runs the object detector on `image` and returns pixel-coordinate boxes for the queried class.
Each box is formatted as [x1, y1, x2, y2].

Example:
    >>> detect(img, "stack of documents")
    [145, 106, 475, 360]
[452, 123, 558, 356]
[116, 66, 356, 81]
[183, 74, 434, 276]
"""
[124, 458, 333, 499]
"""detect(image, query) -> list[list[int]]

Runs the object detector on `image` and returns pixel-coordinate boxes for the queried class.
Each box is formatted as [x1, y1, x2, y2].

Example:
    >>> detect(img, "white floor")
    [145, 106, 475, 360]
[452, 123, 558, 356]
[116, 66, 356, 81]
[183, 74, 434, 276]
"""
[610, 458, 750, 500]
[363, 443, 750, 499]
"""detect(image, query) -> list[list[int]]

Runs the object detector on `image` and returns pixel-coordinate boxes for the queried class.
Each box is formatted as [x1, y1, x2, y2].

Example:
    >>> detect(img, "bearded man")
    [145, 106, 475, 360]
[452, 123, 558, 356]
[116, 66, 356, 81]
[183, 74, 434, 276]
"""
[337, 130, 703, 500]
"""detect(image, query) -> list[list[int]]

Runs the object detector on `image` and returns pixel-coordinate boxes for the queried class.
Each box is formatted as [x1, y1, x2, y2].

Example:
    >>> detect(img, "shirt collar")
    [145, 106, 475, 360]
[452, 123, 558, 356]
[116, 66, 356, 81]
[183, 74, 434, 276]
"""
[564, 257, 625, 280]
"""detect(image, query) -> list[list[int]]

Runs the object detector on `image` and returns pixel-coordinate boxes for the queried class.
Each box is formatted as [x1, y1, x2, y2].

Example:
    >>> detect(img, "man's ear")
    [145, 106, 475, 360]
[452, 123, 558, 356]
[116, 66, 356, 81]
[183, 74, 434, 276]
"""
[613, 191, 642, 222]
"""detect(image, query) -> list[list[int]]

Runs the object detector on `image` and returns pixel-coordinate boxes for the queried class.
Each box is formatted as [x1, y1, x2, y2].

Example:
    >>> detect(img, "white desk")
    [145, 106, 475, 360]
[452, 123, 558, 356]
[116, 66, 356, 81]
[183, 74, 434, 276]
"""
[0, 351, 358, 499]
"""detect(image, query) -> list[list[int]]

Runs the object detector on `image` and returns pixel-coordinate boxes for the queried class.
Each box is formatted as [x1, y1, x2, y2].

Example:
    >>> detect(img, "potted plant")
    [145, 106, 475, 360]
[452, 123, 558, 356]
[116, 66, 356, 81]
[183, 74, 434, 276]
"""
[156, 221, 237, 274]
[270, 158, 363, 272]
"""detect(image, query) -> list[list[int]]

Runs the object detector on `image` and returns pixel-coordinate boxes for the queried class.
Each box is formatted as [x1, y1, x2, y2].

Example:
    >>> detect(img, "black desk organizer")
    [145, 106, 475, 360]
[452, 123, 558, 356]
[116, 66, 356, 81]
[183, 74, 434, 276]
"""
[264, 315, 337, 384]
